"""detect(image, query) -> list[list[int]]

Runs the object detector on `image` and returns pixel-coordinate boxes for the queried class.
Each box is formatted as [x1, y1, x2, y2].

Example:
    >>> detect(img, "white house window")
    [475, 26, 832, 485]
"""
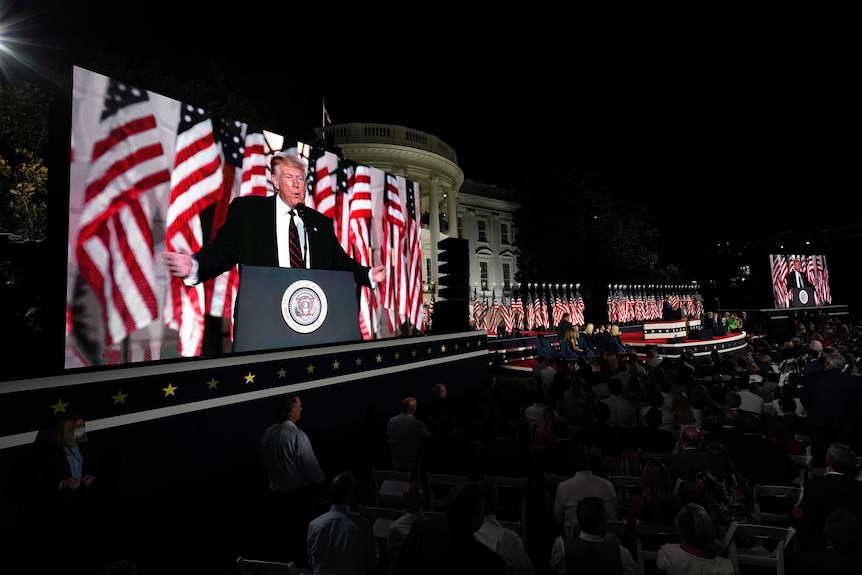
[477, 219, 488, 242]
[480, 261, 489, 290]
[502, 263, 511, 288]
[501, 222, 509, 244]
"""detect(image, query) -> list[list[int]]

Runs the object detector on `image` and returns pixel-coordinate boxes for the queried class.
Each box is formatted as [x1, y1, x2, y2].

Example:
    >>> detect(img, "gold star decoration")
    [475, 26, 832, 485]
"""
[466, 341, 471, 348]
[244, 372, 255, 384]
[453, 343, 459, 350]
[476, 339, 483, 347]
[411, 349, 417, 357]
[394, 352, 400, 360]
[355, 357, 362, 366]
[111, 391, 128, 405]
[306, 364, 315, 374]
[206, 377, 218, 390]
[440, 345, 446, 353]
[426, 347, 432, 354]
[278, 368, 287, 378]
[163, 383, 178, 397]
[50, 399, 69, 415]
[376, 354, 383, 363]
[332, 360, 340, 370]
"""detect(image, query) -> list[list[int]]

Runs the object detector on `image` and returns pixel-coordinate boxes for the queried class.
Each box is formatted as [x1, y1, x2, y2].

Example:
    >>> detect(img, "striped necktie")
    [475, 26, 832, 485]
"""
[289, 210, 303, 268]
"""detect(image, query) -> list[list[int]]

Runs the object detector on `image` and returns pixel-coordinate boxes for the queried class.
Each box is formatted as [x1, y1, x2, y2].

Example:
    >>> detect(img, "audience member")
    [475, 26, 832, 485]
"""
[632, 406, 676, 455]
[694, 441, 754, 541]
[549, 495, 637, 574]
[531, 356, 556, 392]
[700, 408, 742, 454]
[474, 478, 534, 575]
[788, 508, 862, 575]
[397, 481, 506, 575]
[667, 427, 707, 497]
[670, 392, 702, 431]
[307, 470, 378, 575]
[553, 444, 619, 538]
[689, 384, 720, 419]
[386, 397, 430, 475]
[733, 412, 795, 486]
[580, 401, 623, 459]
[556, 312, 573, 342]
[794, 442, 862, 551]
[259, 394, 327, 566]
[418, 383, 452, 429]
[797, 350, 862, 466]
[600, 378, 638, 428]
[387, 482, 428, 575]
[655, 503, 735, 575]
[624, 460, 682, 550]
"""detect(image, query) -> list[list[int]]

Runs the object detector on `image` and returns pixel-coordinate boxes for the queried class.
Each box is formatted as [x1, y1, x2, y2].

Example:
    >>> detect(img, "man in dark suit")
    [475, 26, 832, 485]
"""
[794, 442, 862, 551]
[164, 152, 385, 287]
[798, 350, 862, 466]
[556, 312, 573, 342]
[786, 257, 814, 290]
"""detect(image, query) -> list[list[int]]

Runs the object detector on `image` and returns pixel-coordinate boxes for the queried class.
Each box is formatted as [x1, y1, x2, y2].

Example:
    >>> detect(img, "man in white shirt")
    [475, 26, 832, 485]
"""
[475, 478, 534, 575]
[553, 444, 619, 538]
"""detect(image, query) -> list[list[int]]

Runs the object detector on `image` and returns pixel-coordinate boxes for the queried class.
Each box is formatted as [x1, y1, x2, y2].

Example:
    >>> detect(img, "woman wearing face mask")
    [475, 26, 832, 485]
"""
[34, 413, 103, 572]
[36, 413, 100, 514]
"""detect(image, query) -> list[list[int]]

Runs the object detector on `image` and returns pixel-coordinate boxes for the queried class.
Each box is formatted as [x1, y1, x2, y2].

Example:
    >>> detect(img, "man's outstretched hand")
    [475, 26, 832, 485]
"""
[371, 265, 386, 284]
[163, 251, 193, 278]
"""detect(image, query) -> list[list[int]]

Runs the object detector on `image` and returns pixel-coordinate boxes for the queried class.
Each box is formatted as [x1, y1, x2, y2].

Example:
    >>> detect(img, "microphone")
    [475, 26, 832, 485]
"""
[296, 202, 306, 219]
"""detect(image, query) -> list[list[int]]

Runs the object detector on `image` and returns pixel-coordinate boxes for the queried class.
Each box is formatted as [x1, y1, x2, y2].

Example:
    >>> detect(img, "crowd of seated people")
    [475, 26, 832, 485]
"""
[222, 311, 862, 575]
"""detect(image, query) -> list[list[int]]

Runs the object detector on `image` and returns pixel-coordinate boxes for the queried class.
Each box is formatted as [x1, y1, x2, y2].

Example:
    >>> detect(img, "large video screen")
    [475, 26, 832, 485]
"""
[769, 253, 833, 308]
[65, 66, 423, 369]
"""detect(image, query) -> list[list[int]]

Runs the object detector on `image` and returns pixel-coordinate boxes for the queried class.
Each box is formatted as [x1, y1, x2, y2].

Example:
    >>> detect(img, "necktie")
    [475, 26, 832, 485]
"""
[288, 210, 303, 268]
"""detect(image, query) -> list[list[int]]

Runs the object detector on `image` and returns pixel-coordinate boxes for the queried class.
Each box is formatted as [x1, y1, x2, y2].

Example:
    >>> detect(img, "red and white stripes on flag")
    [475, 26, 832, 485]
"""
[74, 78, 171, 348]
[204, 128, 269, 338]
[382, 173, 406, 333]
[404, 182, 424, 331]
[306, 147, 338, 220]
[163, 104, 223, 357]
[347, 164, 378, 340]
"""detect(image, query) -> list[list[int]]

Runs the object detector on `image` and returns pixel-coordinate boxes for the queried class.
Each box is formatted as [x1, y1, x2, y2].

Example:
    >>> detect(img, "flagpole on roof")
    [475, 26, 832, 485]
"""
[322, 98, 332, 127]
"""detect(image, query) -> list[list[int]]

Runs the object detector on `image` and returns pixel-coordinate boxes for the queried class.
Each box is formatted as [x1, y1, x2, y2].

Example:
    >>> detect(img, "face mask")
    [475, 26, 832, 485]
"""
[74, 429, 86, 440]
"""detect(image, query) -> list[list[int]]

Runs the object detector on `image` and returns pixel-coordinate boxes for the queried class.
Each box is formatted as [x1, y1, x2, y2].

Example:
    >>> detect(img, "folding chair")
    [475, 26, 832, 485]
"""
[484, 475, 529, 542]
[426, 472, 469, 511]
[724, 521, 797, 575]
[752, 484, 802, 527]
[371, 468, 412, 508]
[634, 522, 680, 575]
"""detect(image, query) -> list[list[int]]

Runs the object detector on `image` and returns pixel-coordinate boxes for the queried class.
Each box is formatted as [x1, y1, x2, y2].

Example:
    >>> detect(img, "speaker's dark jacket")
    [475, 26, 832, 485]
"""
[193, 195, 371, 287]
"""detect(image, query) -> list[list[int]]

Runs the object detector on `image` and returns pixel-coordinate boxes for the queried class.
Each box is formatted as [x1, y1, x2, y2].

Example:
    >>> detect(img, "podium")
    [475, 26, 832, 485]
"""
[791, 287, 815, 307]
[232, 265, 362, 353]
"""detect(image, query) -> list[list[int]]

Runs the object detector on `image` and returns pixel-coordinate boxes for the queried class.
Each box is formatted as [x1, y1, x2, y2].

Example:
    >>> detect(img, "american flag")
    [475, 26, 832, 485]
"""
[305, 147, 337, 219]
[511, 293, 524, 331]
[381, 173, 406, 334]
[770, 254, 790, 307]
[74, 78, 171, 349]
[473, 292, 483, 330]
[347, 164, 377, 340]
[404, 182, 424, 331]
[524, 290, 535, 331]
[204, 124, 269, 339]
[500, 297, 514, 335]
[163, 104, 224, 356]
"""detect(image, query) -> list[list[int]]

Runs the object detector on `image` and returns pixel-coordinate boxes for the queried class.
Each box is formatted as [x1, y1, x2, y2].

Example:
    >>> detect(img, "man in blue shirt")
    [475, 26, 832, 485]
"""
[307, 471, 379, 575]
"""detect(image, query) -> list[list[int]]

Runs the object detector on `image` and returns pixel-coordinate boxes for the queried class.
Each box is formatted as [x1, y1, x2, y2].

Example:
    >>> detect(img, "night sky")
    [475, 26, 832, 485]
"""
[6, 1, 859, 239]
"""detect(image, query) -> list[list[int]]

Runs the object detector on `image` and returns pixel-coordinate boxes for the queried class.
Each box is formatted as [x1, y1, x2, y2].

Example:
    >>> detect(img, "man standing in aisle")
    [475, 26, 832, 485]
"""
[259, 393, 327, 567]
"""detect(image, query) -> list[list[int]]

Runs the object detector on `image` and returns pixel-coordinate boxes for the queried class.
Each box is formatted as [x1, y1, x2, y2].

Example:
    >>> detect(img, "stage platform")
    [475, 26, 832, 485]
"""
[486, 325, 750, 371]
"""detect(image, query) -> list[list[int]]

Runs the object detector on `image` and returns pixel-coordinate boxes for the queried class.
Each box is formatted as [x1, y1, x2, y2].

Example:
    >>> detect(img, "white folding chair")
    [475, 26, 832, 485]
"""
[724, 521, 797, 575]
[236, 556, 311, 575]
[426, 472, 469, 511]
[371, 468, 412, 508]
[752, 484, 802, 526]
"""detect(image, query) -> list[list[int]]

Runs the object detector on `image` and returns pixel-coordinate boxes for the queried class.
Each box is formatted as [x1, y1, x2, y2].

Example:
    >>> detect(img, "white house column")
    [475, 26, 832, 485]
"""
[447, 187, 458, 237]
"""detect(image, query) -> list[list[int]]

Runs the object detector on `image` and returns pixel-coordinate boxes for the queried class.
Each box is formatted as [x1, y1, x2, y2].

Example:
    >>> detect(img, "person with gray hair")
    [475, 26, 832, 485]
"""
[655, 503, 735, 574]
